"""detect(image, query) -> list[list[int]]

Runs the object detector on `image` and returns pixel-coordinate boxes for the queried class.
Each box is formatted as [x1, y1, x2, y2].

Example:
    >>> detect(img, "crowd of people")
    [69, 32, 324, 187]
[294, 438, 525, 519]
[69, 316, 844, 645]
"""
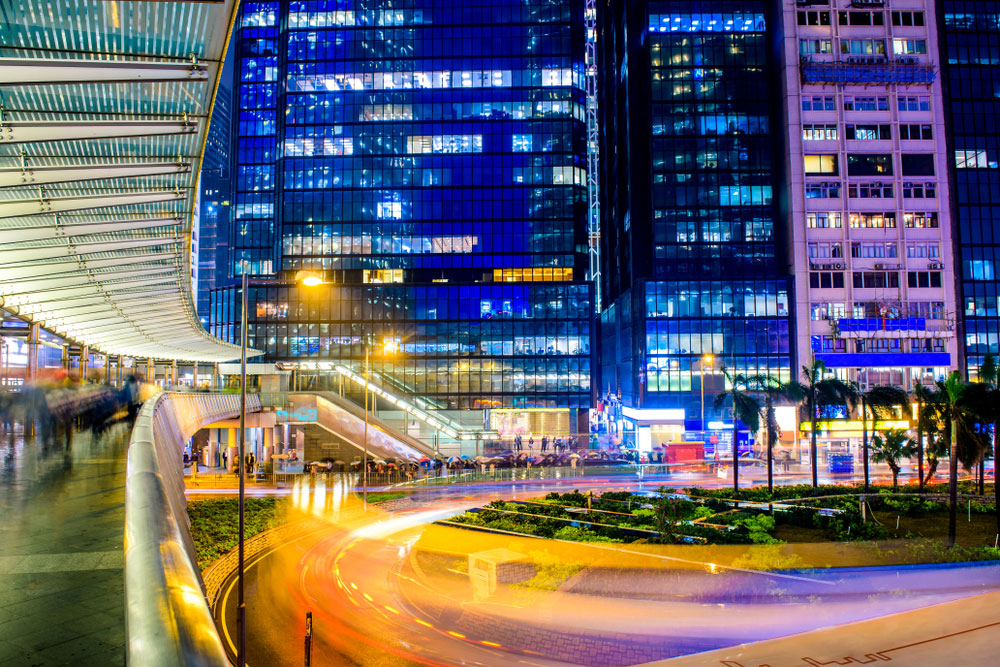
[0, 376, 142, 448]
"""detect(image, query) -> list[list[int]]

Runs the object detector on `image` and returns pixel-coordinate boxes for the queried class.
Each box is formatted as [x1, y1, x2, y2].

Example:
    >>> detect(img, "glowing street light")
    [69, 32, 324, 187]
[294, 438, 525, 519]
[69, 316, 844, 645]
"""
[700, 354, 714, 429]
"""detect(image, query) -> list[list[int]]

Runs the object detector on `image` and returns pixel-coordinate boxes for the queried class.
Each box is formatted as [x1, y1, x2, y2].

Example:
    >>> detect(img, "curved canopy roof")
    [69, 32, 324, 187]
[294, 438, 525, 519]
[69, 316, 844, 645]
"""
[0, 0, 246, 362]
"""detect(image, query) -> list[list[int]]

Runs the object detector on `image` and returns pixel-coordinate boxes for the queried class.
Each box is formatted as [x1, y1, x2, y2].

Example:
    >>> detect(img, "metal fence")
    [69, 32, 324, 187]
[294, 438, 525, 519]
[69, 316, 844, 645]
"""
[124, 392, 260, 667]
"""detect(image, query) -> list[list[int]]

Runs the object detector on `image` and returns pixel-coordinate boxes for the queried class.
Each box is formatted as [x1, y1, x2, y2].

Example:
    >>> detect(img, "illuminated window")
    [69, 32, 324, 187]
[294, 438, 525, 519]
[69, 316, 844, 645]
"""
[406, 135, 483, 154]
[493, 268, 574, 283]
[363, 269, 404, 284]
[804, 154, 838, 175]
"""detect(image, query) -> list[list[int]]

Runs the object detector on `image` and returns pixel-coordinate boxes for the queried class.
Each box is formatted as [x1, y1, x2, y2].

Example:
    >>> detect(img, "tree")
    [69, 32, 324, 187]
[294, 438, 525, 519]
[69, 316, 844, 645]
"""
[853, 383, 908, 491]
[922, 430, 948, 487]
[748, 374, 804, 493]
[714, 368, 761, 495]
[798, 359, 856, 487]
[933, 372, 988, 547]
[870, 428, 917, 488]
[964, 354, 1000, 534]
[912, 383, 935, 492]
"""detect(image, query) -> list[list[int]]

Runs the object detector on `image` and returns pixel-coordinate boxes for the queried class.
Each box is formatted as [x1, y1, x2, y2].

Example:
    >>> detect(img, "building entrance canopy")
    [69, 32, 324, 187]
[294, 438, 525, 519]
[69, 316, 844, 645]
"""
[0, 0, 247, 362]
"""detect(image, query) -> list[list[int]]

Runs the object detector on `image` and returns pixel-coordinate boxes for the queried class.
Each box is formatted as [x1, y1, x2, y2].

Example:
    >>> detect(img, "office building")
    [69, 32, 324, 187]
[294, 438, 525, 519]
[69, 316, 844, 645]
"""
[597, 0, 792, 451]
[211, 0, 595, 434]
[196, 82, 232, 320]
[939, 2, 1000, 377]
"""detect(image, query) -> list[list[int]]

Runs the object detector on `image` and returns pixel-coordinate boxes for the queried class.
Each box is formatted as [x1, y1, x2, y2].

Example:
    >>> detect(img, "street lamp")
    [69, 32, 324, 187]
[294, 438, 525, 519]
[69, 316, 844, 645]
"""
[237, 271, 248, 667]
[298, 273, 398, 507]
[700, 354, 714, 428]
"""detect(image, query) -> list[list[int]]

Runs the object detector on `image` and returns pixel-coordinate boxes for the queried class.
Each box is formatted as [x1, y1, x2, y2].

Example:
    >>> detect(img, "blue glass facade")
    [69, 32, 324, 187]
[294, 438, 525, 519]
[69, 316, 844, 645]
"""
[196, 80, 231, 320]
[940, 2, 1000, 376]
[597, 0, 791, 419]
[212, 0, 594, 410]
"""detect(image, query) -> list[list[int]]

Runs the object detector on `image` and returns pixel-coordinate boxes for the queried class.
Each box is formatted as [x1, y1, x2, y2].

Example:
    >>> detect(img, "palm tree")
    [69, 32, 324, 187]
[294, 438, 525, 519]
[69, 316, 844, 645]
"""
[912, 383, 935, 493]
[934, 372, 988, 547]
[964, 354, 1000, 534]
[870, 428, 917, 488]
[853, 383, 908, 491]
[798, 359, 856, 487]
[748, 374, 805, 493]
[714, 367, 761, 495]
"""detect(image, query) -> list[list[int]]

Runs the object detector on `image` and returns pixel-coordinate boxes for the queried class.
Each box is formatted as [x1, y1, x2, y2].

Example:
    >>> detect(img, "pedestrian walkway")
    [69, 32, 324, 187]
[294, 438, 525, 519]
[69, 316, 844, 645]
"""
[0, 422, 130, 667]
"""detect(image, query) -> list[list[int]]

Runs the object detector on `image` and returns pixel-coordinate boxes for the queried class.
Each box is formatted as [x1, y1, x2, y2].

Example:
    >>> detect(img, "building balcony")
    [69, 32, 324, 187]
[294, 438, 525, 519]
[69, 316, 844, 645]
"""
[835, 317, 955, 338]
[801, 57, 934, 85]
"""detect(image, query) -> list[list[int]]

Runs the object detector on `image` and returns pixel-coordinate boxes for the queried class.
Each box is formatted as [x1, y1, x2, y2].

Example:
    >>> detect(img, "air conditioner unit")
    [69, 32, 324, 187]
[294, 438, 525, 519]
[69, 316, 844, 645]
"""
[847, 56, 862, 64]
[897, 56, 917, 65]
[832, 263, 844, 270]
[929, 262, 942, 269]
[874, 263, 884, 270]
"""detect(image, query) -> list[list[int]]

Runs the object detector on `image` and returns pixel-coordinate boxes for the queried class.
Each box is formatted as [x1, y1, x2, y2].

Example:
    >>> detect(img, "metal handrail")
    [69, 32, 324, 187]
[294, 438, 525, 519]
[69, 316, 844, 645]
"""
[124, 391, 261, 666]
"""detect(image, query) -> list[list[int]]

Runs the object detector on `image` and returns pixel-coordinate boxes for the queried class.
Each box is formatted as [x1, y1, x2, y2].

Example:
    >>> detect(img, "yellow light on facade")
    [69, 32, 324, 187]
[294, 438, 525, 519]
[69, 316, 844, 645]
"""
[296, 270, 325, 287]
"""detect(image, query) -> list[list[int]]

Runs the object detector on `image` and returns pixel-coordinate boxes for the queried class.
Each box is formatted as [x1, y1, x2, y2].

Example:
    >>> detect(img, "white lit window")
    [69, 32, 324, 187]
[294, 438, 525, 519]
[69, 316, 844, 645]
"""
[512, 135, 533, 152]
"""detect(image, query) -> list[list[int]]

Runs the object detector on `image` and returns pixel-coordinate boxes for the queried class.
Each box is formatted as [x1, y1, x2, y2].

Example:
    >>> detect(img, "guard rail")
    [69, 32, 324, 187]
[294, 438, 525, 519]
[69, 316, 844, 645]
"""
[124, 392, 261, 666]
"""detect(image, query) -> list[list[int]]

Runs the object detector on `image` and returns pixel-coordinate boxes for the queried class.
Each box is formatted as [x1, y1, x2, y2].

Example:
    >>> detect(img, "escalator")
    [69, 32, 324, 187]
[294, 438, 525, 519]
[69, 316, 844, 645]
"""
[283, 392, 437, 462]
[331, 365, 496, 442]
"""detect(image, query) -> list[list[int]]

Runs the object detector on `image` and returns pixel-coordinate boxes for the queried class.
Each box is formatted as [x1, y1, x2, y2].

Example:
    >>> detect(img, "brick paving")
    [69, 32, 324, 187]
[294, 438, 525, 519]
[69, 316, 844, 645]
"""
[0, 424, 130, 667]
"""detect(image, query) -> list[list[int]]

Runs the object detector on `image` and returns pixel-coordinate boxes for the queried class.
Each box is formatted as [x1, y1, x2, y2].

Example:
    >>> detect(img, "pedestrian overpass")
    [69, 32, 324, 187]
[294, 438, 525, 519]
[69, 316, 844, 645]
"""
[0, 0, 244, 363]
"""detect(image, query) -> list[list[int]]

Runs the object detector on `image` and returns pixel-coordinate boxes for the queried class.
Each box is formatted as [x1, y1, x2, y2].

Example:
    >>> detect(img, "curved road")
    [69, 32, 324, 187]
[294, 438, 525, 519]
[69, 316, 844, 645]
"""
[214, 473, 1000, 667]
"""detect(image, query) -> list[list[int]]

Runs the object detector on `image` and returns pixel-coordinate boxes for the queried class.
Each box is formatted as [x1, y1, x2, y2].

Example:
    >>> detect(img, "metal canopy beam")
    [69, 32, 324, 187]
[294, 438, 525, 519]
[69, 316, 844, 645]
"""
[0, 162, 191, 189]
[0, 268, 177, 297]
[0, 252, 178, 280]
[0, 190, 184, 219]
[0, 218, 184, 245]
[0, 237, 181, 264]
[0, 58, 210, 85]
[0, 120, 199, 146]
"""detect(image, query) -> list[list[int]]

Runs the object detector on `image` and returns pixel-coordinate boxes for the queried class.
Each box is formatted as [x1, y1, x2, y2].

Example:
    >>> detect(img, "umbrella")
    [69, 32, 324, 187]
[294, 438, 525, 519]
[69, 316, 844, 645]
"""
[334, 460, 346, 466]
[418, 457, 431, 463]
[569, 453, 580, 459]
[448, 456, 461, 463]
[459, 455, 471, 460]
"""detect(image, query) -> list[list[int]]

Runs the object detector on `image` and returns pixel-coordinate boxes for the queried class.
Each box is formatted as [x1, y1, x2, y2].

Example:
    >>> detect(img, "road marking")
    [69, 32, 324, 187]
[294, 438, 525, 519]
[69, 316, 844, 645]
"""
[219, 529, 327, 663]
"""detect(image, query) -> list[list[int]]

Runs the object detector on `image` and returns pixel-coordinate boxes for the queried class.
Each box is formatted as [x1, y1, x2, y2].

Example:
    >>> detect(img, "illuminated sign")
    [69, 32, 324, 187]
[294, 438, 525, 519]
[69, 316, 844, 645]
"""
[276, 407, 318, 422]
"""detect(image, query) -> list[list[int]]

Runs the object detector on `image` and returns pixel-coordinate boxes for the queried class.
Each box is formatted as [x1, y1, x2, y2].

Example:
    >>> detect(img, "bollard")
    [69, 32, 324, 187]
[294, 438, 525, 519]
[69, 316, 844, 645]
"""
[304, 611, 313, 667]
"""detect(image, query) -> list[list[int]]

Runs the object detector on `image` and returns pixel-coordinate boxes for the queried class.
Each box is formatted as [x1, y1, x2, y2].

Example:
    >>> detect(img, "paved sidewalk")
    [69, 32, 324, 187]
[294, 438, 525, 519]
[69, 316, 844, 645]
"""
[0, 423, 130, 667]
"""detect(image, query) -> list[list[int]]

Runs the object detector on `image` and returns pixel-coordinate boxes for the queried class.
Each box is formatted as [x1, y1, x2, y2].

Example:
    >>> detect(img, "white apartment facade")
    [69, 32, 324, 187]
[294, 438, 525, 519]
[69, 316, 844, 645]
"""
[782, 0, 958, 391]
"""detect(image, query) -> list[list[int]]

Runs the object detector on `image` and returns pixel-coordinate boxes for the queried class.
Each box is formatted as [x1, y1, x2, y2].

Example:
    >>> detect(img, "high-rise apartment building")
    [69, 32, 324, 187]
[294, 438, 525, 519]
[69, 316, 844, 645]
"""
[597, 0, 792, 450]
[211, 1, 594, 431]
[939, 2, 1000, 377]
[782, 0, 958, 389]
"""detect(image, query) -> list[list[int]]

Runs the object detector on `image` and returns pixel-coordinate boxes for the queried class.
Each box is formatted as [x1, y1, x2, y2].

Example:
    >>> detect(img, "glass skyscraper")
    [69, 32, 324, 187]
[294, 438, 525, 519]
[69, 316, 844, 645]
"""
[940, 2, 1000, 377]
[597, 0, 791, 446]
[196, 81, 232, 320]
[212, 1, 594, 421]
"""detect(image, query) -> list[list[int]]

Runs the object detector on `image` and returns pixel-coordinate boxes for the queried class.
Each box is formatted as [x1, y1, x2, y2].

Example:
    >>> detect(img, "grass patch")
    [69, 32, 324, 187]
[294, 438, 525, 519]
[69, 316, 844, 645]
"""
[365, 492, 405, 504]
[187, 497, 283, 570]
[445, 489, 1000, 566]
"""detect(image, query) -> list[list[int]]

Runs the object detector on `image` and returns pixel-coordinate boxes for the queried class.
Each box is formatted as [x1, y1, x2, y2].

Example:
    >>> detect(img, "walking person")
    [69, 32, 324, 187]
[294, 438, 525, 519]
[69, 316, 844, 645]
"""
[528, 436, 534, 453]
[541, 436, 548, 453]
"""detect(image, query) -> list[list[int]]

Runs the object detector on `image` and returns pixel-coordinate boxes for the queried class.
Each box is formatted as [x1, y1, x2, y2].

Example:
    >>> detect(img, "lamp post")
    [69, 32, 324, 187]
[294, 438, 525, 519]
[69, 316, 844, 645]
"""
[700, 354, 714, 429]
[237, 271, 248, 667]
[298, 272, 384, 508]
